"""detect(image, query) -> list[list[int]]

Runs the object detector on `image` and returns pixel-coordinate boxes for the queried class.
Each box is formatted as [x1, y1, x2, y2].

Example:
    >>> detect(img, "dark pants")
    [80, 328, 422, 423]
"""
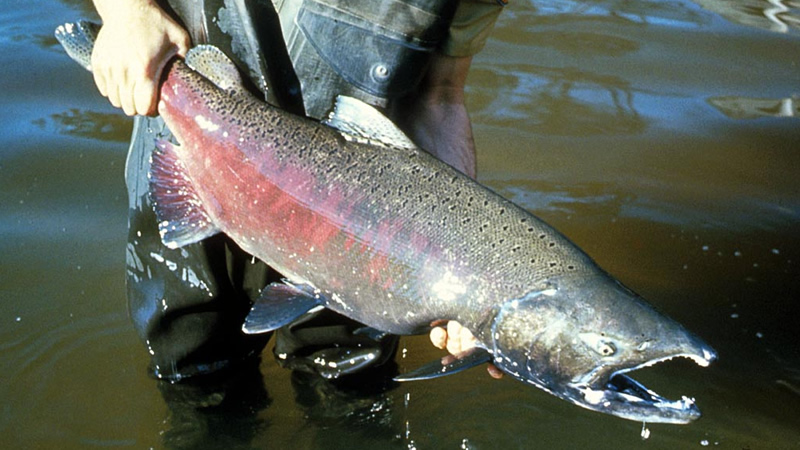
[125, 115, 275, 381]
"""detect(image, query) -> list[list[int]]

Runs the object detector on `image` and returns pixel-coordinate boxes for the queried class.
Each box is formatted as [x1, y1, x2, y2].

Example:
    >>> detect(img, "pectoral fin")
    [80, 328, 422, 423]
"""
[394, 347, 492, 382]
[242, 281, 323, 334]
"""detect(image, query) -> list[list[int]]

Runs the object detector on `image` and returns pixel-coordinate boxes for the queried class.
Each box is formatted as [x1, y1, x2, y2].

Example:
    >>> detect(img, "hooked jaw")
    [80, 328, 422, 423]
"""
[567, 344, 717, 424]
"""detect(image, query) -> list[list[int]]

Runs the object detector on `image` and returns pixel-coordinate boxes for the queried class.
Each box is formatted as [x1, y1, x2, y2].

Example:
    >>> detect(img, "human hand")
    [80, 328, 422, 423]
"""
[91, 0, 190, 116]
[429, 321, 503, 379]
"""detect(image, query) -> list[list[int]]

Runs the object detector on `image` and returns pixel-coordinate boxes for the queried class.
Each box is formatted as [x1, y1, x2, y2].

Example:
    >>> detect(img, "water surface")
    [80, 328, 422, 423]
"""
[2, 0, 799, 448]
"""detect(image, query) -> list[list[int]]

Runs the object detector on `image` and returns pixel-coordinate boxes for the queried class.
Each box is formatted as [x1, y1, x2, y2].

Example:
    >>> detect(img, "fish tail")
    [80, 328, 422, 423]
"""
[54, 20, 100, 71]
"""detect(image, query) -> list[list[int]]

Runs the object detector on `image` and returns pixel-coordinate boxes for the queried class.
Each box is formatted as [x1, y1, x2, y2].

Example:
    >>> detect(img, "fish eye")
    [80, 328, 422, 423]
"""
[596, 340, 616, 356]
[579, 332, 618, 357]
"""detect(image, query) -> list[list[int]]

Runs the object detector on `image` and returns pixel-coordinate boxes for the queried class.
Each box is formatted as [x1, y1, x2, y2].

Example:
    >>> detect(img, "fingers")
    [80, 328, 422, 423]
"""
[429, 320, 503, 379]
[170, 27, 191, 58]
[487, 364, 504, 379]
[94, 65, 138, 116]
[89, 2, 191, 117]
[429, 321, 478, 355]
[429, 326, 447, 349]
[133, 77, 159, 116]
[445, 320, 477, 356]
[119, 80, 136, 116]
[92, 63, 162, 117]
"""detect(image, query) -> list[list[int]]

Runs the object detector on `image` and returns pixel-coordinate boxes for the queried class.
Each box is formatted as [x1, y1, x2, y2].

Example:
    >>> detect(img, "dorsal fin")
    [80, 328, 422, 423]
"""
[323, 95, 419, 150]
[185, 45, 247, 95]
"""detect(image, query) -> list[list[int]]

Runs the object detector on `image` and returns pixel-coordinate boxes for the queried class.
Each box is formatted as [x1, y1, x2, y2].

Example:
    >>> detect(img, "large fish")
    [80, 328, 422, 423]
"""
[57, 21, 716, 424]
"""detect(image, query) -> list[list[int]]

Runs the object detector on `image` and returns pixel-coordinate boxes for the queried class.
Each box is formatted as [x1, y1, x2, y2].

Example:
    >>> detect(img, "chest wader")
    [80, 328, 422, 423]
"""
[125, 0, 464, 384]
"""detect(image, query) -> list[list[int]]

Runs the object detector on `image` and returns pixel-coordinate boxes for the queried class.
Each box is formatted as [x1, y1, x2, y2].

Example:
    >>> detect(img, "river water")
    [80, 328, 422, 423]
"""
[2, 0, 799, 448]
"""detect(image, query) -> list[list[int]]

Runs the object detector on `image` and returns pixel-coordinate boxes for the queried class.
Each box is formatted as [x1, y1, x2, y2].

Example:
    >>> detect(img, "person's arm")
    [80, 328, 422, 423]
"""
[91, 0, 190, 116]
[391, 53, 477, 178]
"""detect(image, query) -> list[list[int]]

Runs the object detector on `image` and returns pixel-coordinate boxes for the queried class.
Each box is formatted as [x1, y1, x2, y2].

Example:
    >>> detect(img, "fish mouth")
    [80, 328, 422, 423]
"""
[567, 350, 717, 424]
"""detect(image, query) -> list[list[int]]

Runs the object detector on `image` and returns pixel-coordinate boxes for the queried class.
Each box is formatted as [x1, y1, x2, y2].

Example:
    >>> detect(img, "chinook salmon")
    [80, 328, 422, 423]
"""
[57, 21, 716, 424]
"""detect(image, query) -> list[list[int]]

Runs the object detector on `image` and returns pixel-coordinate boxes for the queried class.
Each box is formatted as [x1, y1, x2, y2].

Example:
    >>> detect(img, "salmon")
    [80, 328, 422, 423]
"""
[56, 21, 716, 423]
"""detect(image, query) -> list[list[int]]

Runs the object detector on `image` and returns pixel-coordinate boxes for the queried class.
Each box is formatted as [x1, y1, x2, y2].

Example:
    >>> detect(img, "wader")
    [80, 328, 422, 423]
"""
[125, 0, 502, 383]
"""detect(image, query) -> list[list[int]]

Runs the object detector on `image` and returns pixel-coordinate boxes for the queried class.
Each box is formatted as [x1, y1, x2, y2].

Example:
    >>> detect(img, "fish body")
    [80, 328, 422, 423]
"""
[56, 21, 716, 424]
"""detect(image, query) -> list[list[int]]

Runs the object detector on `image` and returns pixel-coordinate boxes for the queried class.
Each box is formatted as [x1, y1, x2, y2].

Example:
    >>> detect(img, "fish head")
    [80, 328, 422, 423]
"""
[484, 274, 716, 424]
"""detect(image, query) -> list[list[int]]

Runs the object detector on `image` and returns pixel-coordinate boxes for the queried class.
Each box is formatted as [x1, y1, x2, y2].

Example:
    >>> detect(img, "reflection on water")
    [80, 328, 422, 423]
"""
[470, 64, 646, 136]
[693, 0, 800, 33]
[156, 358, 271, 449]
[33, 108, 133, 142]
[529, 0, 710, 28]
[709, 95, 799, 119]
[2, 0, 800, 448]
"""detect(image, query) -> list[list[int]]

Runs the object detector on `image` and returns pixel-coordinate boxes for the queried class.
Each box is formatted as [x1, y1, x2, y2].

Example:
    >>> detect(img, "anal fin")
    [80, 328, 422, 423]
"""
[149, 139, 220, 249]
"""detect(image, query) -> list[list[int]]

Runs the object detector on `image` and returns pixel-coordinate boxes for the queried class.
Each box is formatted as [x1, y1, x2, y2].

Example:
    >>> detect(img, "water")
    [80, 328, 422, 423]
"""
[2, 0, 799, 448]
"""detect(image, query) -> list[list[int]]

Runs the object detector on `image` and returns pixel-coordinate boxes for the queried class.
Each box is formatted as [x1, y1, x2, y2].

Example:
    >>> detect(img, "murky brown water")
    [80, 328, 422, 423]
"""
[2, 0, 799, 448]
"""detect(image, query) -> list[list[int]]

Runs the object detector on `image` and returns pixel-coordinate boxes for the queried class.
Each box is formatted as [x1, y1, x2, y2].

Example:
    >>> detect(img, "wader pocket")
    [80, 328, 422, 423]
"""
[291, 0, 457, 115]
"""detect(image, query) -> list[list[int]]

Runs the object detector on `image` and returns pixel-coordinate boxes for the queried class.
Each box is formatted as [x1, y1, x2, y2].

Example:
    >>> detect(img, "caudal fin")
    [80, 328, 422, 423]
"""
[54, 21, 99, 71]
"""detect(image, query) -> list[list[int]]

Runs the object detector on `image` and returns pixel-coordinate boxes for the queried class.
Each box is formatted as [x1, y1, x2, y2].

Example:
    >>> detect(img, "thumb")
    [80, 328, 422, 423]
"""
[171, 29, 191, 58]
